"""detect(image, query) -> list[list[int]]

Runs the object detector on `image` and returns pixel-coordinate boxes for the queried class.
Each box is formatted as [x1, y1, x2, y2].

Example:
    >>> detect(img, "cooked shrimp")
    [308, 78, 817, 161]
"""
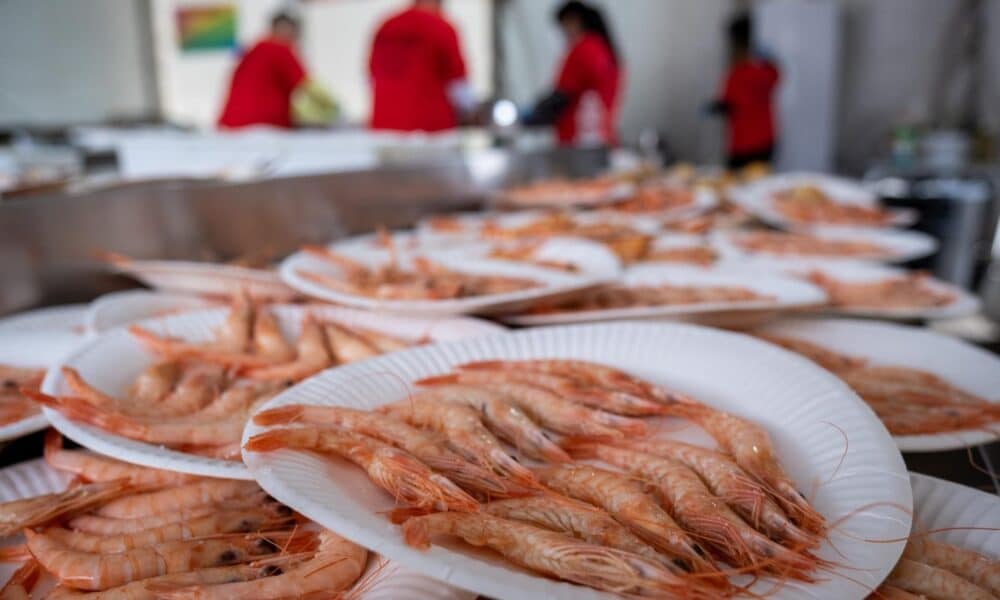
[26, 529, 310, 591]
[252, 404, 516, 498]
[322, 322, 379, 363]
[565, 442, 817, 579]
[352, 326, 412, 353]
[150, 530, 367, 600]
[0, 559, 40, 600]
[44, 508, 296, 553]
[0, 365, 44, 389]
[244, 426, 479, 512]
[533, 464, 713, 573]
[244, 316, 333, 382]
[214, 292, 253, 353]
[402, 512, 711, 598]
[418, 375, 645, 438]
[46, 564, 281, 599]
[127, 362, 181, 405]
[903, 537, 999, 595]
[673, 403, 827, 534]
[483, 495, 680, 571]
[128, 326, 272, 369]
[251, 308, 295, 363]
[754, 333, 868, 374]
[380, 396, 538, 487]
[410, 384, 571, 463]
[0, 479, 134, 537]
[67, 493, 279, 535]
[151, 365, 227, 417]
[886, 558, 993, 600]
[616, 438, 817, 548]
[43, 430, 195, 486]
[867, 584, 927, 599]
[96, 480, 261, 519]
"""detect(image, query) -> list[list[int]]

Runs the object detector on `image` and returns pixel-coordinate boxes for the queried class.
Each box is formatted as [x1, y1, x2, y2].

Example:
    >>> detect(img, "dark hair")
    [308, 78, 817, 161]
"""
[271, 12, 300, 31]
[555, 1, 619, 66]
[728, 13, 752, 50]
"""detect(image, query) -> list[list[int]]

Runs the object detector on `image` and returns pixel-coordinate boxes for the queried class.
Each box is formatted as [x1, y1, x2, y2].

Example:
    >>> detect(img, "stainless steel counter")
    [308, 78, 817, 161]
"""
[0, 146, 608, 315]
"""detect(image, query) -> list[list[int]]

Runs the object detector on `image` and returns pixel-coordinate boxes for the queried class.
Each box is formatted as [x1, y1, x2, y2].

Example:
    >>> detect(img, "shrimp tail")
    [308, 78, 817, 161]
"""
[243, 430, 294, 453]
[0, 558, 40, 594]
[386, 506, 432, 525]
[252, 405, 306, 426]
[401, 514, 433, 550]
[0, 544, 31, 562]
[422, 455, 531, 499]
[413, 374, 460, 387]
[374, 451, 480, 513]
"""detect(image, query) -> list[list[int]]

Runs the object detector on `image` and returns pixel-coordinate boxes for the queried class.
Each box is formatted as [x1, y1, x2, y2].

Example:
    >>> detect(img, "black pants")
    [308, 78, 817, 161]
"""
[727, 146, 774, 169]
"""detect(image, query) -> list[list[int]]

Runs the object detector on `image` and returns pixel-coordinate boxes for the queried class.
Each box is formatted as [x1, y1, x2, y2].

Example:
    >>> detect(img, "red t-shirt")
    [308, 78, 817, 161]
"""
[369, 7, 467, 132]
[721, 59, 780, 154]
[218, 38, 307, 129]
[554, 33, 621, 146]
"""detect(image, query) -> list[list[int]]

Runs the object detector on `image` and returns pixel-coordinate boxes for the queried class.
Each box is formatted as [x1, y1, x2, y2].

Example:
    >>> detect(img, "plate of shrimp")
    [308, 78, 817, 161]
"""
[871, 472, 999, 598]
[280, 242, 611, 317]
[0, 432, 395, 599]
[492, 176, 635, 208]
[755, 317, 1000, 452]
[502, 264, 827, 327]
[36, 298, 505, 479]
[711, 227, 938, 263]
[100, 252, 299, 301]
[242, 322, 912, 600]
[601, 182, 718, 222]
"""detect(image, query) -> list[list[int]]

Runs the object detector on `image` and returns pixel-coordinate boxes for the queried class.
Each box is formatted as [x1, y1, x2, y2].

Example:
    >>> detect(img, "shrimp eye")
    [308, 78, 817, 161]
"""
[275, 505, 293, 516]
[238, 519, 254, 531]
[262, 565, 284, 577]
[692, 544, 706, 557]
[256, 538, 280, 552]
[672, 559, 691, 572]
[219, 550, 238, 563]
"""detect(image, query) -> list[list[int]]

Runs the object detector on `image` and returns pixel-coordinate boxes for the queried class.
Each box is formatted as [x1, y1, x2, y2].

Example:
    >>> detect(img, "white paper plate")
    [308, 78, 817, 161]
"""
[423, 236, 623, 280]
[0, 304, 90, 440]
[243, 322, 911, 600]
[415, 210, 660, 247]
[280, 248, 611, 317]
[493, 181, 635, 208]
[85, 289, 220, 334]
[42, 305, 504, 479]
[729, 258, 980, 320]
[756, 317, 1000, 451]
[711, 228, 937, 263]
[909, 473, 999, 558]
[0, 459, 474, 600]
[503, 264, 827, 326]
[109, 259, 298, 300]
[730, 173, 917, 230]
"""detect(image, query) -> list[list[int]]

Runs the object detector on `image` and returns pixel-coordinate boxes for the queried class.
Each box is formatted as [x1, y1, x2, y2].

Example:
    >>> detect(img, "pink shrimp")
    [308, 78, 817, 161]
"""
[43, 430, 195, 486]
[322, 322, 380, 363]
[214, 292, 254, 353]
[128, 326, 272, 369]
[615, 438, 818, 548]
[45, 563, 282, 599]
[67, 492, 280, 535]
[244, 426, 479, 512]
[95, 480, 262, 519]
[417, 374, 646, 438]
[886, 558, 993, 600]
[152, 364, 228, 416]
[243, 316, 334, 382]
[409, 384, 571, 463]
[380, 396, 539, 488]
[252, 404, 518, 498]
[251, 307, 295, 363]
[127, 361, 181, 405]
[149, 530, 367, 600]
[671, 402, 827, 535]
[351, 326, 412, 353]
[565, 441, 818, 580]
[533, 464, 713, 573]
[25, 529, 313, 591]
[401, 512, 714, 598]
[0, 559, 40, 599]
[867, 584, 927, 599]
[903, 537, 999, 596]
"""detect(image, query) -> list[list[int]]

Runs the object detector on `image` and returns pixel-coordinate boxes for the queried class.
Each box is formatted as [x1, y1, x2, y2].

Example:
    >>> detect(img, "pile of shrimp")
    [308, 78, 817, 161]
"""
[773, 186, 897, 226]
[0, 365, 45, 426]
[499, 176, 623, 207]
[757, 334, 1000, 436]
[245, 359, 829, 597]
[870, 535, 999, 599]
[806, 272, 955, 310]
[0, 430, 368, 599]
[299, 245, 539, 300]
[481, 213, 653, 262]
[529, 283, 772, 315]
[486, 241, 579, 272]
[734, 231, 890, 259]
[605, 185, 695, 214]
[31, 297, 422, 460]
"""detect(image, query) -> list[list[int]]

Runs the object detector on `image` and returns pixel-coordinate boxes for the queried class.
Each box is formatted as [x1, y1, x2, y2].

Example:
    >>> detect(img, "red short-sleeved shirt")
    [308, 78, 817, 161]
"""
[554, 33, 621, 146]
[369, 7, 467, 132]
[218, 38, 307, 129]
[721, 59, 780, 154]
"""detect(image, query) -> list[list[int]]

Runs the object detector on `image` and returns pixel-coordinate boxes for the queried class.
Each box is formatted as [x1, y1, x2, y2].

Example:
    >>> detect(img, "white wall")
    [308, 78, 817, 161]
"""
[0, 0, 156, 125]
[150, 0, 493, 128]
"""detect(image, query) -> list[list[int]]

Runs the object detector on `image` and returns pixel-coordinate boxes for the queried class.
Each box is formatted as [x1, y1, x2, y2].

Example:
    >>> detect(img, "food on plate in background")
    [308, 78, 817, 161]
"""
[481, 214, 652, 263]
[0, 366, 45, 426]
[757, 333, 999, 436]
[642, 245, 717, 266]
[732, 230, 890, 259]
[499, 175, 625, 207]
[806, 271, 954, 310]
[529, 283, 772, 314]
[772, 185, 897, 226]
[607, 184, 695, 214]
[487, 240, 580, 272]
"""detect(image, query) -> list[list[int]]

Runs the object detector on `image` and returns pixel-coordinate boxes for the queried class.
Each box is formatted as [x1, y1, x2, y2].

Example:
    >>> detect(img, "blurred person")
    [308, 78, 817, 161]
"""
[707, 13, 780, 168]
[368, 0, 476, 132]
[218, 12, 338, 129]
[523, 1, 622, 146]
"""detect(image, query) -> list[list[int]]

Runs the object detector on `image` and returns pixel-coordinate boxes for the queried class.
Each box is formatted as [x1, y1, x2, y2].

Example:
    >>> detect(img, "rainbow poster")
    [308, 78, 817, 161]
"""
[176, 4, 237, 52]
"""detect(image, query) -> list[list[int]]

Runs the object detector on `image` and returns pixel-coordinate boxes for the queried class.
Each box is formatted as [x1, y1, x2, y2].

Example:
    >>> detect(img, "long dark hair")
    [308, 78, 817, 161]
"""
[555, 1, 620, 66]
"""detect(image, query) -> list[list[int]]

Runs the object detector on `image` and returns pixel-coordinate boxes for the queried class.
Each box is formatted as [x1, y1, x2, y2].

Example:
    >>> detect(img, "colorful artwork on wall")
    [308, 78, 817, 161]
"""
[176, 4, 237, 52]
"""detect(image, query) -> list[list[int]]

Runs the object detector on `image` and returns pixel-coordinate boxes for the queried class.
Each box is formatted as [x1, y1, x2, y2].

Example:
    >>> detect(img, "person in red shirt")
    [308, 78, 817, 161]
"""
[709, 14, 780, 168]
[524, 1, 622, 146]
[218, 13, 308, 129]
[368, 0, 476, 132]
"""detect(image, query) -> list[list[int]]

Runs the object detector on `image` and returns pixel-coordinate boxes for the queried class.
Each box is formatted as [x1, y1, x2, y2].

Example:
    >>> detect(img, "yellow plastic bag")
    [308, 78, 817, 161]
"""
[292, 79, 339, 126]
